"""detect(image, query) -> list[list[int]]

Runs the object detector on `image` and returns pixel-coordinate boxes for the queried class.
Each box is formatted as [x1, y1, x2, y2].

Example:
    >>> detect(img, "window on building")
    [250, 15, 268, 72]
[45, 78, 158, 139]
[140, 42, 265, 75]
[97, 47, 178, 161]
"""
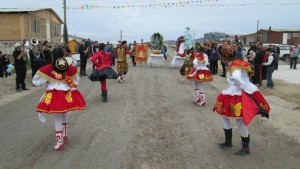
[54, 25, 60, 37]
[32, 18, 40, 33]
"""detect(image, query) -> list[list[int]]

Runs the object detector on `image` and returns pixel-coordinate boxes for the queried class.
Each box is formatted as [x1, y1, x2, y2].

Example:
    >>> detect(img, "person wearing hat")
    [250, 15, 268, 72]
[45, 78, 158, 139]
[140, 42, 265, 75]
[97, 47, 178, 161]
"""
[116, 40, 131, 83]
[29, 39, 47, 77]
[186, 49, 213, 106]
[177, 35, 194, 82]
[88, 43, 118, 102]
[13, 42, 29, 92]
[32, 47, 86, 150]
[42, 40, 53, 64]
[178, 48, 194, 81]
[213, 44, 270, 155]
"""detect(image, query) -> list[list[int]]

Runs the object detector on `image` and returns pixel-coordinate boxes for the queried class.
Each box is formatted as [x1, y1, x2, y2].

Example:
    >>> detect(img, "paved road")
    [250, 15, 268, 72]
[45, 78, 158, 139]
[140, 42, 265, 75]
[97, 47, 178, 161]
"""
[0, 51, 299, 169]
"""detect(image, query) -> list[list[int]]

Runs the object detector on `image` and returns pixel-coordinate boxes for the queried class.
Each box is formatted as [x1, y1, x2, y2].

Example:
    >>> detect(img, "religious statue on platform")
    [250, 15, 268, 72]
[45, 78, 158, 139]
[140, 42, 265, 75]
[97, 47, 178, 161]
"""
[150, 32, 164, 54]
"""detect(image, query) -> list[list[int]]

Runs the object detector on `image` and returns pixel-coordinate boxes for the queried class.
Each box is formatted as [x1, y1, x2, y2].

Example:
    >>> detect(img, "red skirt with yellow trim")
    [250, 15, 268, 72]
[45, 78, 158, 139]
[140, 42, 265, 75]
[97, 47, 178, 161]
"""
[186, 68, 213, 82]
[36, 90, 86, 114]
[214, 91, 270, 125]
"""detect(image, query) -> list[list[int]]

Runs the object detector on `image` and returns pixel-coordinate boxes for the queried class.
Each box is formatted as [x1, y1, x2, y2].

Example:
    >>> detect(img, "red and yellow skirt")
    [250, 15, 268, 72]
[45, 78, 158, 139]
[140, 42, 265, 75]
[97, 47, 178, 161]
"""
[186, 68, 213, 82]
[214, 91, 270, 125]
[36, 90, 86, 114]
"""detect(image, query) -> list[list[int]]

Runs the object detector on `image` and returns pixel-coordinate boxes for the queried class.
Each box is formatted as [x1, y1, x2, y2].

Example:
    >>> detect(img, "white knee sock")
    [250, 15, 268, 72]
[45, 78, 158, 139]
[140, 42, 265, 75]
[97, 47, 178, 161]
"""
[62, 113, 68, 124]
[221, 116, 232, 129]
[236, 119, 249, 137]
[197, 82, 204, 93]
[53, 114, 63, 131]
[193, 82, 198, 89]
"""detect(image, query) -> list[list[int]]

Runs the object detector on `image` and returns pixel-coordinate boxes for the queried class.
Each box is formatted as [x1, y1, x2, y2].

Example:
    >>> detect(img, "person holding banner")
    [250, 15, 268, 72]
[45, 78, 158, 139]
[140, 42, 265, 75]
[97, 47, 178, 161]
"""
[213, 44, 270, 155]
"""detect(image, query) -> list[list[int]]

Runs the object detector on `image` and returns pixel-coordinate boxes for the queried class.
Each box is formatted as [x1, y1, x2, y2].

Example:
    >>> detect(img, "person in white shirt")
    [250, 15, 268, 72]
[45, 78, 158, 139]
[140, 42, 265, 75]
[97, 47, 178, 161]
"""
[262, 48, 275, 89]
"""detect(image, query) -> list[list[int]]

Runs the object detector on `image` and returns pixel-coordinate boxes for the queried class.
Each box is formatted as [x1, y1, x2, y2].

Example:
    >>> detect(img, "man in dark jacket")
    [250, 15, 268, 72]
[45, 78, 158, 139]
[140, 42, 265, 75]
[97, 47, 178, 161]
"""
[253, 42, 265, 87]
[78, 40, 89, 76]
[29, 41, 47, 77]
[13, 43, 29, 91]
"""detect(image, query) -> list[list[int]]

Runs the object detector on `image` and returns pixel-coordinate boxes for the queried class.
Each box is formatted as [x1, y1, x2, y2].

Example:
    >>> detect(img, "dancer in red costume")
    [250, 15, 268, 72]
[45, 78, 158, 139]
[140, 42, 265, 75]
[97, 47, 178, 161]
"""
[213, 44, 270, 155]
[88, 43, 118, 102]
[186, 49, 213, 106]
[33, 47, 86, 150]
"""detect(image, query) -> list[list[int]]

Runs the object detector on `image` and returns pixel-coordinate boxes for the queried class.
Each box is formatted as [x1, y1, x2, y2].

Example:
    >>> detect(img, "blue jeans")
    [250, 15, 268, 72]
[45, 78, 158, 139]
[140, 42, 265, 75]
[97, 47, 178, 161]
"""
[290, 57, 298, 69]
[266, 66, 274, 88]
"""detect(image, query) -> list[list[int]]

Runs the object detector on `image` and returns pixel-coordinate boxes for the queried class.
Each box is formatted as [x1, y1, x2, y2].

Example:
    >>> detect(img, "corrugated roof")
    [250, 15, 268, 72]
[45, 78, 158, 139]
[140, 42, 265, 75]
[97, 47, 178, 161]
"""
[0, 8, 63, 24]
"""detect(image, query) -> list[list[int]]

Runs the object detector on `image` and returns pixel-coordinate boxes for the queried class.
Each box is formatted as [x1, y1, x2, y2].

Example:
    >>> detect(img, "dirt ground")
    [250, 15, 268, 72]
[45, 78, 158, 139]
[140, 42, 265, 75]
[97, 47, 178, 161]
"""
[0, 48, 299, 169]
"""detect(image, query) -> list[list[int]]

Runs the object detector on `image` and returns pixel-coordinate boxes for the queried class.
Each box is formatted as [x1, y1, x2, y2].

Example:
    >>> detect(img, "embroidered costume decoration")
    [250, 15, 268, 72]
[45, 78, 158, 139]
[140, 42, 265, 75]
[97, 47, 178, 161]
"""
[65, 76, 77, 88]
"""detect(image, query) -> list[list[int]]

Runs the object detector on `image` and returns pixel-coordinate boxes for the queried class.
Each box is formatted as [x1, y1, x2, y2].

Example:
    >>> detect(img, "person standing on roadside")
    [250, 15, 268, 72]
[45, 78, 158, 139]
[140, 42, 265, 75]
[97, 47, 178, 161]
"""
[289, 44, 300, 70]
[92, 41, 100, 70]
[273, 46, 280, 70]
[110, 44, 116, 67]
[29, 39, 47, 77]
[0, 51, 4, 77]
[262, 48, 275, 89]
[253, 42, 265, 87]
[78, 40, 89, 76]
[131, 41, 137, 66]
[43, 41, 52, 64]
[13, 43, 29, 92]
[209, 47, 218, 75]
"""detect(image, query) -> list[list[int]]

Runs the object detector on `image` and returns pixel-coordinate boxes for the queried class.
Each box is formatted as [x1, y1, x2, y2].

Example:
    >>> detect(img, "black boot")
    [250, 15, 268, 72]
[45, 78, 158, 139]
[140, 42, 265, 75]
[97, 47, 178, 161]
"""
[102, 90, 108, 102]
[235, 135, 250, 155]
[101, 90, 104, 98]
[219, 128, 233, 148]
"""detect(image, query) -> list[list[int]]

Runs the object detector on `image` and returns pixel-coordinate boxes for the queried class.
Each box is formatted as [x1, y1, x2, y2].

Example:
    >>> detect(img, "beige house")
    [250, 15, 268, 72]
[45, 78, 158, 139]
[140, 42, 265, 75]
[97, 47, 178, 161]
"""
[0, 8, 63, 54]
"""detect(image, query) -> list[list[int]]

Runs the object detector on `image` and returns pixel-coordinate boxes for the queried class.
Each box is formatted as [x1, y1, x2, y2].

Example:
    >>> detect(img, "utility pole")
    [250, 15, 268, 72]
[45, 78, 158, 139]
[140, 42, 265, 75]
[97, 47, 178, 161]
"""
[120, 30, 122, 42]
[63, 0, 69, 43]
[256, 20, 259, 42]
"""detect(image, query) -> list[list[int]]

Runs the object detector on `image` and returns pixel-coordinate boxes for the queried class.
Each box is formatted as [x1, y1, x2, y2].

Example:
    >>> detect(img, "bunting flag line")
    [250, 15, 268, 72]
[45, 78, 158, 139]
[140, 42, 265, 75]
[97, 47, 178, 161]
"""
[66, 1, 300, 10]
[66, 0, 219, 10]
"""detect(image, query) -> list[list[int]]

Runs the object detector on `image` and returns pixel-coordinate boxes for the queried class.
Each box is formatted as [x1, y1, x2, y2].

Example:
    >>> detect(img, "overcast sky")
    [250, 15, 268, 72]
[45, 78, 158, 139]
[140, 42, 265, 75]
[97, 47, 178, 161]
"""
[2, 0, 300, 43]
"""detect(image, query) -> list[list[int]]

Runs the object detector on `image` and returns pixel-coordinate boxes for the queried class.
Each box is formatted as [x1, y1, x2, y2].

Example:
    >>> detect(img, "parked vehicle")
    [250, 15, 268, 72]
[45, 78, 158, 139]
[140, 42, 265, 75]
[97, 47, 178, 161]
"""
[263, 44, 292, 61]
[279, 45, 293, 61]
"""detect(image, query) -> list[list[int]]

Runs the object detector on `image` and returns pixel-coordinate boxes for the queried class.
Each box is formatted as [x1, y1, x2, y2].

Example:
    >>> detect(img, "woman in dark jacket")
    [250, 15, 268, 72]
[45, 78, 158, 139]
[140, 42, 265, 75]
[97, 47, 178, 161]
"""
[209, 47, 219, 75]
